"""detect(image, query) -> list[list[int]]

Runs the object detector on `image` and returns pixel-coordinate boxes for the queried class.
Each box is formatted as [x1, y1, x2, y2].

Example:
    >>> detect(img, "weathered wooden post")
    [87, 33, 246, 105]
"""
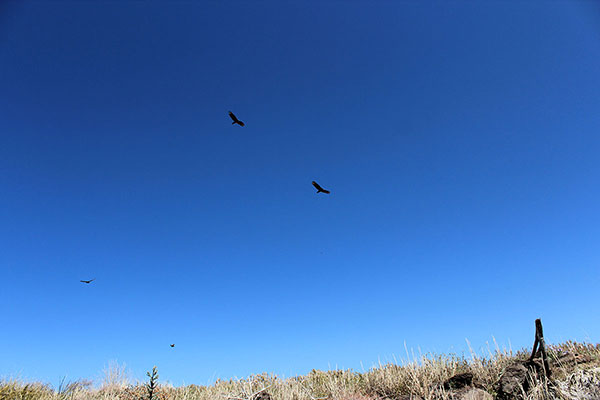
[529, 318, 551, 377]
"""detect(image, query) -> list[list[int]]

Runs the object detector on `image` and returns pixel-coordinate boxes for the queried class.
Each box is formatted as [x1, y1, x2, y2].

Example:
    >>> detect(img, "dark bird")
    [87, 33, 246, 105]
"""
[228, 111, 245, 127]
[312, 181, 330, 194]
[80, 279, 95, 284]
[170, 344, 175, 348]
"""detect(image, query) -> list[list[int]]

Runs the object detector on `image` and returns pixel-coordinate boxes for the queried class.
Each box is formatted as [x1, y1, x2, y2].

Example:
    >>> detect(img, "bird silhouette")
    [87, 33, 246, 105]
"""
[170, 344, 175, 348]
[80, 279, 95, 284]
[312, 181, 330, 194]
[228, 111, 245, 127]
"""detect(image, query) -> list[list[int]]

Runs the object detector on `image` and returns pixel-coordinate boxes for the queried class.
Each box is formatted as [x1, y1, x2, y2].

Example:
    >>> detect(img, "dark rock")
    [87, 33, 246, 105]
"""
[551, 351, 593, 368]
[253, 391, 272, 400]
[497, 360, 545, 399]
[443, 372, 474, 390]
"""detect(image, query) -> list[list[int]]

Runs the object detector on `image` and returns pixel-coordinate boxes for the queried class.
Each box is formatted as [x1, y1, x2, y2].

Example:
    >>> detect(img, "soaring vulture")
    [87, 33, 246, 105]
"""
[170, 344, 175, 348]
[80, 279, 95, 284]
[228, 111, 245, 127]
[312, 181, 330, 194]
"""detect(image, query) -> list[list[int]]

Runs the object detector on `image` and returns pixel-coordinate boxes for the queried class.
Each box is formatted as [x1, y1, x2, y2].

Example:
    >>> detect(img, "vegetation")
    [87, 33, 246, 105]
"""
[1, 341, 598, 400]
[145, 367, 160, 400]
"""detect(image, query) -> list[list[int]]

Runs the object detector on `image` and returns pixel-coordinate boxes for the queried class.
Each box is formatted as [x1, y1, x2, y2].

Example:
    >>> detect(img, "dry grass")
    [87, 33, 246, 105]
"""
[1, 341, 598, 400]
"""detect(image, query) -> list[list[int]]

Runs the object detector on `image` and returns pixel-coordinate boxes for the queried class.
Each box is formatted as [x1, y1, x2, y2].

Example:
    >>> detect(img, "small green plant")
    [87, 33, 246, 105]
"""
[144, 366, 159, 400]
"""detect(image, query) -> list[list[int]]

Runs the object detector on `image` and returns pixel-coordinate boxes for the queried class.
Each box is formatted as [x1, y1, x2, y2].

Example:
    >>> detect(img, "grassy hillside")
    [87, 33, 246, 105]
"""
[1, 341, 598, 400]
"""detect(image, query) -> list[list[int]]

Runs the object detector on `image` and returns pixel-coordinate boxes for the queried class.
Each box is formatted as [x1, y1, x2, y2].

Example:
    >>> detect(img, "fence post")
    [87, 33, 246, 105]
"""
[529, 318, 551, 378]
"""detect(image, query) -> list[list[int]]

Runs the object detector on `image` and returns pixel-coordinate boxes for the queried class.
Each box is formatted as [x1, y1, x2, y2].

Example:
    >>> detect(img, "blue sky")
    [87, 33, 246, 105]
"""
[1, 0, 599, 387]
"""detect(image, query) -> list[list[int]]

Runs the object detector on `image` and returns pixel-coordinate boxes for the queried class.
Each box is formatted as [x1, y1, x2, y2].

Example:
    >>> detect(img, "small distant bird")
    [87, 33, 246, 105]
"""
[312, 181, 330, 194]
[80, 279, 94, 284]
[170, 344, 175, 348]
[228, 111, 245, 127]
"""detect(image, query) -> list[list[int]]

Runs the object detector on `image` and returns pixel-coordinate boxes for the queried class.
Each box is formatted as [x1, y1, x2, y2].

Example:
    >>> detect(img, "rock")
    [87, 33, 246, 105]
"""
[497, 360, 545, 399]
[552, 352, 593, 368]
[253, 391, 272, 400]
[444, 372, 474, 390]
[452, 387, 493, 400]
[438, 372, 490, 400]
[498, 361, 529, 399]
[555, 368, 600, 400]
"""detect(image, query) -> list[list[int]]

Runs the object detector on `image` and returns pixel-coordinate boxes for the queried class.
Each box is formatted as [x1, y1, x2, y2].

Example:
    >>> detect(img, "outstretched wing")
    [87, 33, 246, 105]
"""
[237, 120, 245, 126]
[312, 181, 323, 191]
[321, 188, 330, 194]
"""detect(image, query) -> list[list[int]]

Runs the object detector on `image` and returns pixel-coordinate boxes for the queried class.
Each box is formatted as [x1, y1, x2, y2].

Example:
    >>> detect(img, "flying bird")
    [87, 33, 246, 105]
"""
[312, 181, 330, 194]
[80, 279, 94, 284]
[170, 344, 175, 348]
[228, 111, 245, 127]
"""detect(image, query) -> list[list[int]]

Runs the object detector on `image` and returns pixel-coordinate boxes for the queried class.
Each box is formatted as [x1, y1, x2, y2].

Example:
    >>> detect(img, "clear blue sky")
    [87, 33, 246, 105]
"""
[1, 0, 599, 387]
